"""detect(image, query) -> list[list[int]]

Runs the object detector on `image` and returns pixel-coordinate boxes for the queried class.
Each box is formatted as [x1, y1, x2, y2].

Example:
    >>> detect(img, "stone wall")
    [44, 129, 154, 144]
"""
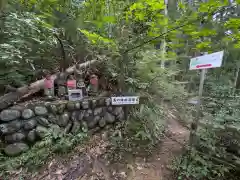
[0, 97, 125, 156]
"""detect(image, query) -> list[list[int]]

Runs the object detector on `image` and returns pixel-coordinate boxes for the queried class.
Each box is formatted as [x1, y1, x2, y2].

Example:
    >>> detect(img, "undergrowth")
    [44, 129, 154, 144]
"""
[0, 130, 88, 178]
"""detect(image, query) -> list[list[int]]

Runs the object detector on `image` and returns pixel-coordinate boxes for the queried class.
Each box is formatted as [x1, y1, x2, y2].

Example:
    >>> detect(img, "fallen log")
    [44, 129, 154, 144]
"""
[0, 60, 97, 110]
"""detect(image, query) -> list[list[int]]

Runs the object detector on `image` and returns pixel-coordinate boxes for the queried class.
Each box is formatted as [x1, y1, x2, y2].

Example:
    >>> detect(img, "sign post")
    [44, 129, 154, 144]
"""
[188, 51, 224, 148]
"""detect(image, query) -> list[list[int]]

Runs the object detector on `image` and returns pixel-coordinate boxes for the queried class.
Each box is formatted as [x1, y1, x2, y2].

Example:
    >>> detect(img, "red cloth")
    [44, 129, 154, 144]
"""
[67, 80, 76, 88]
[90, 78, 98, 85]
[44, 79, 53, 89]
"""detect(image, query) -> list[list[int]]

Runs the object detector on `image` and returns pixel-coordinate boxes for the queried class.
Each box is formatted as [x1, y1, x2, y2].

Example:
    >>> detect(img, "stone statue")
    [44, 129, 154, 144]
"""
[67, 75, 76, 90]
[57, 72, 67, 98]
[74, 68, 87, 96]
[87, 74, 99, 96]
[43, 74, 54, 98]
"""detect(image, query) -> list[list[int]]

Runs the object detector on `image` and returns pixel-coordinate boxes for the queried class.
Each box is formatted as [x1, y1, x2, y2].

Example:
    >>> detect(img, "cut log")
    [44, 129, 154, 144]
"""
[0, 60, 97, 110]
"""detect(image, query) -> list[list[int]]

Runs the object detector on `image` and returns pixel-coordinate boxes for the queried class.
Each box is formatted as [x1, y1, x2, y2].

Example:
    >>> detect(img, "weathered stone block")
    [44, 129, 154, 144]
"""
[34, 106, 48, 116]
[22, 109, 35, 119]
[0, 109, 21, 121]
[24, 118, 37, 130]
[4, 143, 29, 156]
[5, 132, 26, 143]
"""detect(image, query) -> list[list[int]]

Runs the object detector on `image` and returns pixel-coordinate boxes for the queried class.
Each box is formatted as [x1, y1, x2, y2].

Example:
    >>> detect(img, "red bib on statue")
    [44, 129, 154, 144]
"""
[44, 79, 53, 89]
[90, 78, 98, 85]
[67, 80, 76, 88]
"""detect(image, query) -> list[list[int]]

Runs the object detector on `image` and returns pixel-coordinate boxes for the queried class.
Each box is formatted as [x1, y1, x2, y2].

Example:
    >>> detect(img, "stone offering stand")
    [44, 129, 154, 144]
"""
[0, 97, 125, 156]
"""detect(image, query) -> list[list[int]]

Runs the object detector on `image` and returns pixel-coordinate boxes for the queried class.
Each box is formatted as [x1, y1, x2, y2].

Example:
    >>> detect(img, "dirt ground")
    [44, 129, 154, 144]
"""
[9, 110, 189, 180]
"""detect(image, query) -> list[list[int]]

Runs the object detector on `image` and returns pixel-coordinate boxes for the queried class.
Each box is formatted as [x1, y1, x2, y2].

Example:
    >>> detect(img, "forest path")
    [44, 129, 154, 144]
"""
[11, 109, 189, 180]
[126, 109, 189, 180]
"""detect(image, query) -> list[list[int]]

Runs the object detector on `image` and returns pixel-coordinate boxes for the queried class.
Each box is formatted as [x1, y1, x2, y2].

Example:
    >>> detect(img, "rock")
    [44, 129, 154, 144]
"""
[81, 121, 88, 132]
[67, 102, 75, 111]
[0, 109, 21, 121]
[27, 130, 37, 142]
[49, 104, 58, 114]
[71, 111, 78, 121]
[5, 132, 26, 143]
[24, 118, 37, 130]
[34, 106, 48, 116]
[75, 102, 81, 109]
[99, 118, 106, 128]
[37, 117, 50, 127]
[113, 107, 123, 116]
[88, 116, 100, 129]
[4, 143, 29, 156]
[105, 98, 111, 106]
[64, 122, 72, 134]
[82, 100, 89, 109]
[84, 110, 93, 121]
[78, 111, 85, 121]
[104, 112, 115, 123]
[36, 126, 49, 138]
[0, 120, 22, 135]
[50, 124, 63, 138]
[22, 109, 34, 119]
[116, 111, 125, 121]
[57, 113, 69, 127]
[107, 107, 113, 112]
[58, 104, 66, 114]
[71, 121, 81, 134]
[48, 114, 57, 124]
[91, 99, 97, 108]
[94, 108, 103, 116]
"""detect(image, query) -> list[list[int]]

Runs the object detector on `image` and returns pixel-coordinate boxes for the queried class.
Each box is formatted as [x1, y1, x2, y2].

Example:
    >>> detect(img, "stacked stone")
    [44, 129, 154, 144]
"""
[0, 98, 125, 156]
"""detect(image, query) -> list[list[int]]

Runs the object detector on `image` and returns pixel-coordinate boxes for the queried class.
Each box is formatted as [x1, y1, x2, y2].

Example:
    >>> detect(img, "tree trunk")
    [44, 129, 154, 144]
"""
[0, 60, 97, 110]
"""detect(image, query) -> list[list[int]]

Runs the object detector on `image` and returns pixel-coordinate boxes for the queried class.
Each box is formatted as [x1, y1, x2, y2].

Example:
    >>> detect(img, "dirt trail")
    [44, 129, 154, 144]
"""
[128, 110, 189, 180]
[10, 110, 189, 180]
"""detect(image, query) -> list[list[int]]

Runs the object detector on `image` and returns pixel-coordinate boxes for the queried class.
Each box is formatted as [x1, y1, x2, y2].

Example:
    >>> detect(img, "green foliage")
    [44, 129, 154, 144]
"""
[0, 131, 88, 177]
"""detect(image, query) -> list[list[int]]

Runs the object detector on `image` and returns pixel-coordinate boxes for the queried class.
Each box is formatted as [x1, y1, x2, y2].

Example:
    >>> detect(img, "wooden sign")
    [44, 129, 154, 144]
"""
[111, 96, 140, 105]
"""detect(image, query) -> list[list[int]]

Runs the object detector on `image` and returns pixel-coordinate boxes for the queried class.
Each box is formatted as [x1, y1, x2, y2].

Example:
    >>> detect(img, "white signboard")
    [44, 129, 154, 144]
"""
[68, 89, 83, 101]
[189, 51, 224, 70]
[111, 96, 139, 105]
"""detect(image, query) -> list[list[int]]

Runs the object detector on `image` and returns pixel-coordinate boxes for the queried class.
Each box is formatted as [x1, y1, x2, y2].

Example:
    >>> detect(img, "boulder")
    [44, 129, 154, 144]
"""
[23, 118, 37, 130]
[67, 102, 75, 111]
[37, 117, 50, 127]
[71, 111, 78, 121]
[58, 104, 66, 114]
[57, 113, 69, 127]
[64, 122, 72, 134]
[71, 121, 81, 134]
[99, 118, 106, 128]
[0, 120, 22, 135]
[49, 104, 58, 114]
[27, 129, 37, 143]
[75, 102, 81, 109]
[34, 106, 48, 116]
[82, 100, 89, 109]
[113, 107, 123, 116]
[36, 126, 49, 138]
[91, 99, 97, 108]
[48, 114, 57, 124]
[104, 112, 115, 123]
[94, 108, 103, 116]
[5, 132, 26, 143]
[78, 111, 85, 121]
[116, 111, 125, 121]
[4, 143, 29, 156]
[0, 109, 21, 121]
[88, 116, 100, 129]
[107, 106, 113, 112]
[22, 109, 35, 119]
